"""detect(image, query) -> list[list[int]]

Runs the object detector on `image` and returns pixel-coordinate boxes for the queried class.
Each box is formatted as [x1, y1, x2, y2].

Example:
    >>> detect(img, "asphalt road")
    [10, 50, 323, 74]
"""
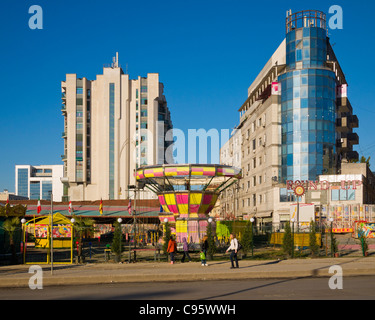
[0, 276, 374, 300]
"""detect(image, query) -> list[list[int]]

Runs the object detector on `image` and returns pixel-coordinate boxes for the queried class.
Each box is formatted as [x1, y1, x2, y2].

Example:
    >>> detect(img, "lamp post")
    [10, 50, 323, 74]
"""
[49, 191, 54, 275]
[329, 217, 334, 257]
[70, 218, 75, 263]
[118, 218, 123, 261]
[291, 218, 295, 258]
[250, 217, 255, 257]
[21, 218, 26, 264]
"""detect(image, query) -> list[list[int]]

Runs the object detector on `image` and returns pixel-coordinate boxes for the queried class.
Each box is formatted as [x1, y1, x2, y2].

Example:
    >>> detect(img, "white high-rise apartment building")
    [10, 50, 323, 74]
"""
[15, 165, 64, 202]
[61, 53, 173, 201]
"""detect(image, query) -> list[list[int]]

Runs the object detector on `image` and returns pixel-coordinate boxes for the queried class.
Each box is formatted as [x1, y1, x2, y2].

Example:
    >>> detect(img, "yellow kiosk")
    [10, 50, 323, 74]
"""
[23, 213, 73, 264]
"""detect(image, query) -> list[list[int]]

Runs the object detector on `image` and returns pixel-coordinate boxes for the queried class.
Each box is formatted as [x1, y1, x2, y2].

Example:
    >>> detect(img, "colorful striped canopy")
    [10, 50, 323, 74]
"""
[136, 164, 242, 218]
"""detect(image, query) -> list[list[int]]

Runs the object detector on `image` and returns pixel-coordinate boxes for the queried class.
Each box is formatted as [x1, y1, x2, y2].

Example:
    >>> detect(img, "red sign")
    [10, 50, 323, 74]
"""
[286, 180, 362, 191]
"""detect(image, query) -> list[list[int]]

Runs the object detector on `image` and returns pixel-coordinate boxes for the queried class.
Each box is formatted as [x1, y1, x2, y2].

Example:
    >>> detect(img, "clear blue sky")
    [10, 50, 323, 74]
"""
[1, 0, 374, 193]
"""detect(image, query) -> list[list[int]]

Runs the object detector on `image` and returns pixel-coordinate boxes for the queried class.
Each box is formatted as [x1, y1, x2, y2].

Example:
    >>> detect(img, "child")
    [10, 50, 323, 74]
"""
[200, 250, 207, 266]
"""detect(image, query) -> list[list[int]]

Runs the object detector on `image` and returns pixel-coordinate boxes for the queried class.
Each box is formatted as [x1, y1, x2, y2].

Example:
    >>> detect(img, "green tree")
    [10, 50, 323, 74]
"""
[330, 228, 338, 256]
[360, 156, 371, 168]
[72, 216, 95, 262]
[358, 228, 369, 257]
[3, 217, 21, 264]
[162, 222, 171, 256]
[241, 220, 254, 258]
[309, 220, 320, 257]
[206, 222, 216, 260]
[282, 221, 294, 258]
[111, 221, 124, 261]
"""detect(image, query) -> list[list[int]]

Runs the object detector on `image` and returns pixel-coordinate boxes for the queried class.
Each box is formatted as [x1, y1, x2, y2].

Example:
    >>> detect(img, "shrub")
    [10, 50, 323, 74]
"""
[282, 221, 294, 258]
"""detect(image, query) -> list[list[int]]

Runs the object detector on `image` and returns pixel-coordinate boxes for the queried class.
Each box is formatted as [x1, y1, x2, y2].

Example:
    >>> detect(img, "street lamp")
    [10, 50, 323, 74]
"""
[291, 218, 295, 258]
[250, 218, 255, 257]
[118, 218, 123, 261]
[21, 218, 26, 263]
[329, 218, 334, 257]
[70, 218, 75, 263]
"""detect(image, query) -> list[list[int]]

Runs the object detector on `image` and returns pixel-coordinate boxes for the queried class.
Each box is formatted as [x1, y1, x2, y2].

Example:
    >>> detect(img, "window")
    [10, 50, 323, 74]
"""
[30, 181, 40, 200]
[17, 168, 29, 198]
[331, 189, 355, 201]
[252, 139, 256, 151]
[280, 188, 296, 202]
[76, 88, 83, 95]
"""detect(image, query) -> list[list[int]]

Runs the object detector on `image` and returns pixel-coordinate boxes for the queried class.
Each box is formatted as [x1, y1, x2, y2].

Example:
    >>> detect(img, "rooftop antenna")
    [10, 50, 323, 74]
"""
[112, 52, 119, 68]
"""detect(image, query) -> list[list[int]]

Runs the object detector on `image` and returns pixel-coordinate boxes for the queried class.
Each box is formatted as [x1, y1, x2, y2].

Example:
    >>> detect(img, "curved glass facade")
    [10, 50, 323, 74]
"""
[280, 21, 336, 182]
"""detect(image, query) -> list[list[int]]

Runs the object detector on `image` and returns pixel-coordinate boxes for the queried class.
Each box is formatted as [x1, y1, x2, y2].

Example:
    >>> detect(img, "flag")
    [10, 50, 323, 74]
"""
[37, 199, 41, 214]
[99, 199, 103, 215]
[68, 201, 73, 214]
[127, 200, 132, 215]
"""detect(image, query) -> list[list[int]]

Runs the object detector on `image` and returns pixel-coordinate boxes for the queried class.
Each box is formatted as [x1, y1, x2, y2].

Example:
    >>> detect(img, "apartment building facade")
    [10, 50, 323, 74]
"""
[220, 10, 360, 226]
[61, 54, 173, 201]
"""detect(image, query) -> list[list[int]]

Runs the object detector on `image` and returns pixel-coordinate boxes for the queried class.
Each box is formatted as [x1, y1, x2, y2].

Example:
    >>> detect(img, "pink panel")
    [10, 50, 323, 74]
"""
[202, 194, 213, 205]
[168, 204, 179, 214]
[190, 204, 200, 213]
[158, 195, 166, 205]
[175, 194, 189, 204]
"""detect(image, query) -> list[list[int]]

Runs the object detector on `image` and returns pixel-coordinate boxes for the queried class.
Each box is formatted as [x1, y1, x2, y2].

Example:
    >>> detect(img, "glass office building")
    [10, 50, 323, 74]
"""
[280, 10, 336, 182]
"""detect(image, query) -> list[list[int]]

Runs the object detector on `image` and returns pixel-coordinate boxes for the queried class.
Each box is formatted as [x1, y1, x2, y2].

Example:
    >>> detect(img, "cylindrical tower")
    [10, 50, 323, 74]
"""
[280, 10, 336, 182]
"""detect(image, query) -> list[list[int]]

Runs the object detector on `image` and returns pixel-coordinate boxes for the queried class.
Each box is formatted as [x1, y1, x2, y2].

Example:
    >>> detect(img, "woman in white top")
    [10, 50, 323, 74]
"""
[226, 233, 239, 269]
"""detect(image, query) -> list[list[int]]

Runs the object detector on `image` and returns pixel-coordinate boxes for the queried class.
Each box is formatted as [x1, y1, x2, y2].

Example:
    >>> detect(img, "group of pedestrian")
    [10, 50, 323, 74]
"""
[166, 233, 239, 269]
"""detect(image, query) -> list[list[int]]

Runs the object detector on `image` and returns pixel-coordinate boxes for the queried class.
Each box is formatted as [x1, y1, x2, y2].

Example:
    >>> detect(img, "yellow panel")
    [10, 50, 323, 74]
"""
[190, 193, 202, 205]
[165, 194, 176, 205]
[178, 204, 189, 214]
[176, 220, 187, 233]
[162, 205, 170, 213]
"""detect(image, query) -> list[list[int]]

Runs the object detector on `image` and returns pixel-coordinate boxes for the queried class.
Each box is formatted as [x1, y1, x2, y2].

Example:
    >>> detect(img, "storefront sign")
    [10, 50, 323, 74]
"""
[286, 180, 362, 191]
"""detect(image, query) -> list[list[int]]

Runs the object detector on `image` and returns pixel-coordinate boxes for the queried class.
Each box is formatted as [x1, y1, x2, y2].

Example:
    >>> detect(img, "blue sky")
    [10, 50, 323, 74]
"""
[1, 0, 374, 193]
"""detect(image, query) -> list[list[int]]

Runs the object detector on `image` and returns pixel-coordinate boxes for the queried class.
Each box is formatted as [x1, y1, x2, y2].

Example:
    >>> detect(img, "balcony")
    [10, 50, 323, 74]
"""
[349, 115, 359, 128]
[61, 154, 67, 161]
[345, 151, 359, 162]
[62, 131, 67, 138]
[337, 97, 353, 113]
[347, 132, 359, 145]
[336, 115, 359, 132]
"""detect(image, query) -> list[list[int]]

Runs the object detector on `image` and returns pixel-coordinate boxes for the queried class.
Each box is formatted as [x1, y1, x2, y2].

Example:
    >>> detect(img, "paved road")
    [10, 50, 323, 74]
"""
[1, 276, 374, 300]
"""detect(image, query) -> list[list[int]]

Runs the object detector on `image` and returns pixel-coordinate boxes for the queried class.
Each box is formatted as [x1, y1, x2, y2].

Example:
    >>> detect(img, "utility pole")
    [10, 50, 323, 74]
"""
[50, 191, 54, 275]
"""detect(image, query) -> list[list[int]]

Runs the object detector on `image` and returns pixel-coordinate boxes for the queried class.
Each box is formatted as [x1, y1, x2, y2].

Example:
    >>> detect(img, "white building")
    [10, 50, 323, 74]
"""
[61, 53, 173, 201]
[15, 165, 64, 202]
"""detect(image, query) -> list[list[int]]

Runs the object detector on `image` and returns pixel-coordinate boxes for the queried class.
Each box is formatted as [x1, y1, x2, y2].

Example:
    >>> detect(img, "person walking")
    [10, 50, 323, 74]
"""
[167, 235, 177, 264]
[181, 237, 191, 263]
[201, 236, 209, 266]
[226, 233, 239, 269]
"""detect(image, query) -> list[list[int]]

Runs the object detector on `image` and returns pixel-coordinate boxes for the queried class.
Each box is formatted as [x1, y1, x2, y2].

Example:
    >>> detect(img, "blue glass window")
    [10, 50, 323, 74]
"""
[17, 168, 29, 198]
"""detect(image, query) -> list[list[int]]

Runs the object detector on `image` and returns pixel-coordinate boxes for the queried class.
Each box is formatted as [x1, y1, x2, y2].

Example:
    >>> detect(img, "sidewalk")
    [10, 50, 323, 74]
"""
[1, 257, 375, 288]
